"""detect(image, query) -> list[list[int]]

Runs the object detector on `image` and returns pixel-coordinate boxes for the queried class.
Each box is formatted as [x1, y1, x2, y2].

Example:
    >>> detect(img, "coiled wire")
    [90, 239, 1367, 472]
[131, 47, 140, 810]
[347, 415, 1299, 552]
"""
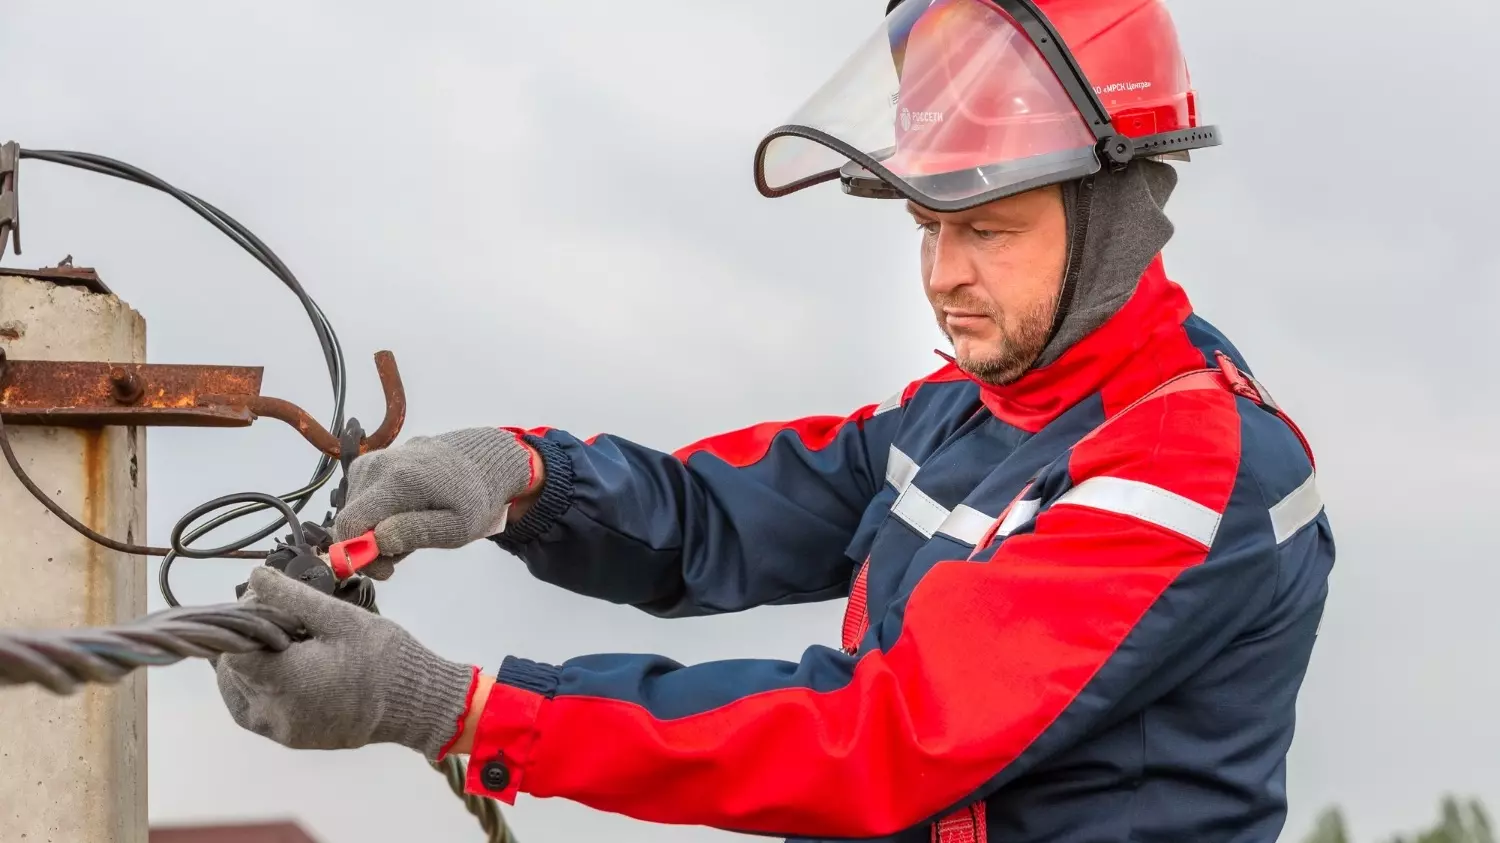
[15, 148, 347, 600]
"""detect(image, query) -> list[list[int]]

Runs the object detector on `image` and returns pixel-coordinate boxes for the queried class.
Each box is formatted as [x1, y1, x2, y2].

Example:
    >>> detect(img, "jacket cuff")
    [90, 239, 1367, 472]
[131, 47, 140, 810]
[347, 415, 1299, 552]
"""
[464, 657, 561, 803]
[491, 434, 574, 549]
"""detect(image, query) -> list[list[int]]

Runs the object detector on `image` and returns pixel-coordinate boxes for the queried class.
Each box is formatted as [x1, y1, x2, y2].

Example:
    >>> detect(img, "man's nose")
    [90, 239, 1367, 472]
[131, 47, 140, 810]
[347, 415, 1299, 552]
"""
[926, 227, 974, 294]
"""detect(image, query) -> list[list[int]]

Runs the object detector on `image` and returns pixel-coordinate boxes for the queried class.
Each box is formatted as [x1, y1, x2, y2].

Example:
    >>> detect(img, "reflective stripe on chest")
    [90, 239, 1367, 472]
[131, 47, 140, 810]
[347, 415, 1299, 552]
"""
[886, 446, 995, 545]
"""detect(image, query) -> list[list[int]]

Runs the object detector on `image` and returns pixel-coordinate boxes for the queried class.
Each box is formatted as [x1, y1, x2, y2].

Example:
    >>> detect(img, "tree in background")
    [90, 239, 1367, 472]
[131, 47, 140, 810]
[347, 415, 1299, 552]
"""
[1305, 806, 1354, 843]
[1302, 796, 1494, 843]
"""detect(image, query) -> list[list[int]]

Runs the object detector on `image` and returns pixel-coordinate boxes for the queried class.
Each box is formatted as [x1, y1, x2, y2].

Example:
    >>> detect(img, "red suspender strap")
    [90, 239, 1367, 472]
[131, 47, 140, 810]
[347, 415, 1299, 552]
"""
[836, 352, 1305, 843]
[966, 481, 1035, 561]
[1212, 351, 1316, 468]
[1075, 366, 1225, 448]
[840, 559, 871, 655]
[931, 804, 989, 843]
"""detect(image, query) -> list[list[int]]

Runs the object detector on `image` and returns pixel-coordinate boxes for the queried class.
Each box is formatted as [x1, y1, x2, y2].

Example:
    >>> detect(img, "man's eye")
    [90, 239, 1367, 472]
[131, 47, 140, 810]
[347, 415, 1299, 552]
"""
[972, 228, 1000, 240]
[915, 221, 940, 235]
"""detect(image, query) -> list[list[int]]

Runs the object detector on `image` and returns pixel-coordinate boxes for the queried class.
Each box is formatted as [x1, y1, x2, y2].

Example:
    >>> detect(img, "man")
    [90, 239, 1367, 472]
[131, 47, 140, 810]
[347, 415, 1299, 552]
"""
[214, 1, 1335, 841]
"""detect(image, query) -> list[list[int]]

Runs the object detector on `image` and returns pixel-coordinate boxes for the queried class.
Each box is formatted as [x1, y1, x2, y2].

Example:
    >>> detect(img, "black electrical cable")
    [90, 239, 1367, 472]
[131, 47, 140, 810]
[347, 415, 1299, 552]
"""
[158, 491, 313, 607]
[11, 148, 347, 606]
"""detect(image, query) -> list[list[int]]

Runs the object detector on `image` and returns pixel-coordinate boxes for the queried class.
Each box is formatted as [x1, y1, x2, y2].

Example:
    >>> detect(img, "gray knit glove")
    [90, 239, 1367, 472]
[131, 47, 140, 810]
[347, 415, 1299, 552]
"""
[332, 427, 535, 579]
[214, 566, 475, 760]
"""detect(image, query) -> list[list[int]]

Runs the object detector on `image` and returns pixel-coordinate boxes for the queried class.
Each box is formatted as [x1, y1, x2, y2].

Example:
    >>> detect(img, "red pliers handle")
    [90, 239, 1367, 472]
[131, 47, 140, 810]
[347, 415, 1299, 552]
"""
[327, 530, 381, 580]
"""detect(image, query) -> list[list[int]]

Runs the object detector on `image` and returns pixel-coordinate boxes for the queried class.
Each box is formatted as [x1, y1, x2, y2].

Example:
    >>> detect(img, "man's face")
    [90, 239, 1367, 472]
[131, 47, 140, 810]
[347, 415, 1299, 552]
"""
[908, 185, 1069, 385]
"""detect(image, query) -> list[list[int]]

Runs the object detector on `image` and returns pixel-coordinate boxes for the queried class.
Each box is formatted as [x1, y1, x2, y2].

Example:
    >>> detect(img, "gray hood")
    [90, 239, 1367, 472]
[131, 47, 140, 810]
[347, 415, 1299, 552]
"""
[1032, 158, 1180, 369]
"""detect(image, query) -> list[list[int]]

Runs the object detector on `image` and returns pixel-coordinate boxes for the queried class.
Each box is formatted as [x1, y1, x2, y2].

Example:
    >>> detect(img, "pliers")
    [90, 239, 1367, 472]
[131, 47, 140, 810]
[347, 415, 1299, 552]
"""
[235, 418, 384, 608]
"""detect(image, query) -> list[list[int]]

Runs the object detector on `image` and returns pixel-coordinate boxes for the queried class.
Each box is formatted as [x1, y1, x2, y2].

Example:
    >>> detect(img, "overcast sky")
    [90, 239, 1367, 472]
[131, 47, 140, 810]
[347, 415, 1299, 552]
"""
[4, 1, 1500, 841]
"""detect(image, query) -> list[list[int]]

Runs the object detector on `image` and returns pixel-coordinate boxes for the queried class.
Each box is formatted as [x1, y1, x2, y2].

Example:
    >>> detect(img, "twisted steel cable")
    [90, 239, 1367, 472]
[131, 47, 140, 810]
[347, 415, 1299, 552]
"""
[0, 605, 522, 842]
[0, 602, 301, 695]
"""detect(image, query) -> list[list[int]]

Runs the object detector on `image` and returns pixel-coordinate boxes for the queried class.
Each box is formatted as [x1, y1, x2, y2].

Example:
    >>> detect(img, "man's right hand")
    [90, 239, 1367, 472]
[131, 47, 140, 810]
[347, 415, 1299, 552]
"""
[331, 427, 540, 579]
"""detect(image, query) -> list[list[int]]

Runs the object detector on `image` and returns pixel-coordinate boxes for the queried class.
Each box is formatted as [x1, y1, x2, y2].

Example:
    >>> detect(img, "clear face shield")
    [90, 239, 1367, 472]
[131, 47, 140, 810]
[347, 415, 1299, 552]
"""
[751, 0, 1143, 212]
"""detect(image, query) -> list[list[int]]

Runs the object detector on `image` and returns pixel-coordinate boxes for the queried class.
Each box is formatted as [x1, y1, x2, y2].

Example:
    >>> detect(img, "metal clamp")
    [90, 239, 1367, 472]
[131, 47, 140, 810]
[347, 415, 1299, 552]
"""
[0, 141, 19, 262]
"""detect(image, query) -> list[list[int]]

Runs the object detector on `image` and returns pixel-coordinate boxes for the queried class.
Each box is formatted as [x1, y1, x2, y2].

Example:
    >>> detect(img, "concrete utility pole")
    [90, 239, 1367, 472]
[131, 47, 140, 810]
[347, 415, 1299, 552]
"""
[0, 271, 148, 843]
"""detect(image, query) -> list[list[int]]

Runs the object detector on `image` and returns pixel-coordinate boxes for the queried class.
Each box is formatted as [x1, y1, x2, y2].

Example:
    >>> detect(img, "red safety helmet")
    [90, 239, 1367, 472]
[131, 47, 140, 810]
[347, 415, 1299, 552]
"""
[752, 0, 1219, 211]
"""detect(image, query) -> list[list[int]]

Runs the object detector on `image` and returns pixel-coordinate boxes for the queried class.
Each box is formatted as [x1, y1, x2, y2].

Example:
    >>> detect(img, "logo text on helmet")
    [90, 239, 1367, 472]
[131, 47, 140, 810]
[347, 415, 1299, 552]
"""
[899, 106, 944, 132]
[1093, 80, 1153, 95]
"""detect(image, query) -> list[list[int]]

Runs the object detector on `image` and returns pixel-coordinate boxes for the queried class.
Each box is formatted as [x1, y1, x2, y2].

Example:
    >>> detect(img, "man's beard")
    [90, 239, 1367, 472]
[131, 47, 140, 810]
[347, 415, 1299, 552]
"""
[938, 294, 1058, 386]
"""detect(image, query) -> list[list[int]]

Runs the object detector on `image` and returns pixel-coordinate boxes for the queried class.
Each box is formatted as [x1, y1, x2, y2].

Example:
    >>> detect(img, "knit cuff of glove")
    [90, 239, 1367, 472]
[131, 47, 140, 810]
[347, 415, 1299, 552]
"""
[438, 427, 538, 503]
[382, 637, 478, 762]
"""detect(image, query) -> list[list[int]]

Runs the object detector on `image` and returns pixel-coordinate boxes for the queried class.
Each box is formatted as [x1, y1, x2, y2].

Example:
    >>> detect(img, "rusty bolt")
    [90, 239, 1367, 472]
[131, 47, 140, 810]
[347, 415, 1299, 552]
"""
[109, 368, 143, 404]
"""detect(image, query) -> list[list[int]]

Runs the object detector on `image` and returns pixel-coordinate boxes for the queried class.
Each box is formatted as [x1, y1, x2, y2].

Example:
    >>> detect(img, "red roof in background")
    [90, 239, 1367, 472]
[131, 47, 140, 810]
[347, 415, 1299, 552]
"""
[149, 820, 322, 843]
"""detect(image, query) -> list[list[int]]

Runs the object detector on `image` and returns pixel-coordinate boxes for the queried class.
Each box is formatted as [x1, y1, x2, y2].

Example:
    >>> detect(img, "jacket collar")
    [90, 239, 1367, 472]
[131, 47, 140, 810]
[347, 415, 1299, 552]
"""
[945, 256, 1195, 432]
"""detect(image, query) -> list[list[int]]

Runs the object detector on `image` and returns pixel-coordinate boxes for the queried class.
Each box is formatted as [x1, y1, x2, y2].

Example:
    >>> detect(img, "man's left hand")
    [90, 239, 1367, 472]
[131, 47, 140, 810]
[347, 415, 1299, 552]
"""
[214, 566, 477, 761]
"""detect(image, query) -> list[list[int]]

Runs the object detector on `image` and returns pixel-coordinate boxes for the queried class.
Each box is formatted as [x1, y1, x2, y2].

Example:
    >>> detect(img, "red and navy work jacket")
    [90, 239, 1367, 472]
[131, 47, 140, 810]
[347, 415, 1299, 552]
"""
[464, 256, 1334, 843]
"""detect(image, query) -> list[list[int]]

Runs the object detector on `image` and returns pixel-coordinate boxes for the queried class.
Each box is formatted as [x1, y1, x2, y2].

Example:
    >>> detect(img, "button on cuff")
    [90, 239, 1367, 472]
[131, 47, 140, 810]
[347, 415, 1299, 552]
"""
[480, 759, 511, 792]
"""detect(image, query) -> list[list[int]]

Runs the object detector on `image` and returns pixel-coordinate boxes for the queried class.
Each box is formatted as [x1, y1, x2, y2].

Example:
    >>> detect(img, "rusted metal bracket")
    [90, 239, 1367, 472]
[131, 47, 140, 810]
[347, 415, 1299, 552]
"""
[0, 349, 405, 458]
[205, 351, 407, 458]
